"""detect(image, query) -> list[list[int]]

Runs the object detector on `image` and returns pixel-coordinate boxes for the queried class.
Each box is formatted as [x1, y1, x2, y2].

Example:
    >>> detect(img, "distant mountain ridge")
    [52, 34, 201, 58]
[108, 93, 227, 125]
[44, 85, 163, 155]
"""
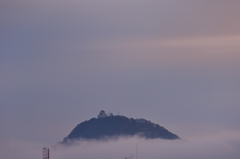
[63, 110, 180, 144]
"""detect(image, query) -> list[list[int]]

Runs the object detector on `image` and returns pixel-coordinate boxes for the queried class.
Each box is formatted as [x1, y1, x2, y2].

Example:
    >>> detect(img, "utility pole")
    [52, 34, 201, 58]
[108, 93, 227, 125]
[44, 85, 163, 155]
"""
[136, 144, 138, 159]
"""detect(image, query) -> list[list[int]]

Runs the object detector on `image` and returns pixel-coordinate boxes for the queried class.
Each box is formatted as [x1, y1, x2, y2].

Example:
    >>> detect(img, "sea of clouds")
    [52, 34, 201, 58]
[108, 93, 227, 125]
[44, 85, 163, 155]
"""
[1, 131, 240, 159]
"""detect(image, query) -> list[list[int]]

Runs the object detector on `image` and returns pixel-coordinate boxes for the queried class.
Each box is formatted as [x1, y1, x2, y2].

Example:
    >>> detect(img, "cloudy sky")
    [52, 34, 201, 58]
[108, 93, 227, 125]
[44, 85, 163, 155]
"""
[1, 1, 240, 159]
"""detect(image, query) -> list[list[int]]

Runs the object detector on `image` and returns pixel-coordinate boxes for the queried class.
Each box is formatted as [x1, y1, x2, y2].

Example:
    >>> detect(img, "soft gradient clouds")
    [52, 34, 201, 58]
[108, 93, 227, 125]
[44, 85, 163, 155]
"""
[1, 1, 240, 158]
[1, 133, 240, 159]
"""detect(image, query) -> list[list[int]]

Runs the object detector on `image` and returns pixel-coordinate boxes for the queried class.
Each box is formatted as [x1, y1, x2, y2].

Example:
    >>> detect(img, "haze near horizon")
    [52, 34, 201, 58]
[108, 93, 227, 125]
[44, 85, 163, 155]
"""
[1, 1, 240, 159]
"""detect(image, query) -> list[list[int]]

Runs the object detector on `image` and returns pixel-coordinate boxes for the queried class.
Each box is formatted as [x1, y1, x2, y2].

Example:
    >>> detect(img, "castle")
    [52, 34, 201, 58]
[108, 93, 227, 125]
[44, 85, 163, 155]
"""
[97, 110, 114, 118]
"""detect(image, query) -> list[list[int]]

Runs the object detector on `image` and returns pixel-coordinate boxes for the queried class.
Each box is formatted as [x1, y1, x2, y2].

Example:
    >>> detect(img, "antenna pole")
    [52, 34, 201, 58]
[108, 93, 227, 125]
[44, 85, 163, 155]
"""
[136, 144, 138, 159]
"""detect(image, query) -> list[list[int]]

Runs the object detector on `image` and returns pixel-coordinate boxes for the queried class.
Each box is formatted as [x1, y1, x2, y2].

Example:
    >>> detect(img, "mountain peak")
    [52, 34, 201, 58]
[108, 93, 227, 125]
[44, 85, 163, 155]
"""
[63, 110, 180, 144]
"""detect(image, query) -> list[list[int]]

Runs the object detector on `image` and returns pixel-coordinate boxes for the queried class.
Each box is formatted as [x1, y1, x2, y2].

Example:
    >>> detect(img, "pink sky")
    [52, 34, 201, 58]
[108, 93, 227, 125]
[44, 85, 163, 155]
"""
[1, 1, 240, 159]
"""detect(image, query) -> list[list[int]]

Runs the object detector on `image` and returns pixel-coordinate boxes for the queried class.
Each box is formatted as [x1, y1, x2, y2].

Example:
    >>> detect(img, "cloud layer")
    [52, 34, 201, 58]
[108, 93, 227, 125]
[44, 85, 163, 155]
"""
[1, 1, 240, 156]
[1, 132, 240, 159]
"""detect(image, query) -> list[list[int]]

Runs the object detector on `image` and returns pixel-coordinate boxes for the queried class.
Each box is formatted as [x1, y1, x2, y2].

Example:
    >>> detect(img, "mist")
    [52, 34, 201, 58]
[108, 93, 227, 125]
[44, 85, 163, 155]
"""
[1, 1, 240, 159]
[1, 131, 240, 159]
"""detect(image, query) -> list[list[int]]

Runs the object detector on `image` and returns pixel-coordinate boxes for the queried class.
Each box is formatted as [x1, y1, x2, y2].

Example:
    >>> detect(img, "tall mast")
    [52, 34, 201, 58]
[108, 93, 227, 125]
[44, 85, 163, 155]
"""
[136, 144, 138, 159]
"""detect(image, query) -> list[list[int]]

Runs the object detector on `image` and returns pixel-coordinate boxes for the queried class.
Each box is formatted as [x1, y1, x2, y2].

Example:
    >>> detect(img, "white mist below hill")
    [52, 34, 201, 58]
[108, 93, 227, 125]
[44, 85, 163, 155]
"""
[1, 131, 240, 159]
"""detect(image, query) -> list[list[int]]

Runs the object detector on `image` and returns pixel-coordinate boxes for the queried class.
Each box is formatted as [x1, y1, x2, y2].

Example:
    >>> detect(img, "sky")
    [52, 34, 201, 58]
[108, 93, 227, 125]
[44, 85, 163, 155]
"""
[1, 0, 240, 159]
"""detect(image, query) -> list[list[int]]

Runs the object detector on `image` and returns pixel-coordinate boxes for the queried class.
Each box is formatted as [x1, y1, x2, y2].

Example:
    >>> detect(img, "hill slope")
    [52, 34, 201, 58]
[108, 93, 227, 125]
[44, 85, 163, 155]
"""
[63, 111, 179, 143]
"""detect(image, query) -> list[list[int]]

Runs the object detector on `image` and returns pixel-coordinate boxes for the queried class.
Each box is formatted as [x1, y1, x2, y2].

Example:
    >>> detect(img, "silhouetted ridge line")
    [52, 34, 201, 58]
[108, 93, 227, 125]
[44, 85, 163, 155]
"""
[62, 110, 180, 144]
